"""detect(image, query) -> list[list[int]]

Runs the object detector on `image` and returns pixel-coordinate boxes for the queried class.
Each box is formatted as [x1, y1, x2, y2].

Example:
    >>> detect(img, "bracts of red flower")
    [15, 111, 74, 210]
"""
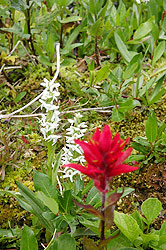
[63, 125, 138, 193]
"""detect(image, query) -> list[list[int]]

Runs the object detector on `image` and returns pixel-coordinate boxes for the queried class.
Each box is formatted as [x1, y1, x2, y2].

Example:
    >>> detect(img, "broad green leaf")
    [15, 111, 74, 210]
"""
[112, 108, 125, 122]
[107, 231, 133, 249]
[10, 0, 29, 11]
[56, 233, 76, 250]
[34, 170, 58, 200]
[37, 191, 59, 214]
[133, 17, 154, 40]
[141, 198, 162, 225]
[60, 16, 82, 23]
[14, 92, 26, 103]
[114, 32, 131, 62]
[131, 211, 144, 232]
[20, 225, 38, 250]
[16, 181, 54, 233]
[114, 211, 141, 243]
[145, 113, 158, 143]
[118, 99, 140, 113]
[152, 41, 165, 66]
[95, 65, 110, 83]
[58, 190, 73, 213]
[156, 235, 166, 249]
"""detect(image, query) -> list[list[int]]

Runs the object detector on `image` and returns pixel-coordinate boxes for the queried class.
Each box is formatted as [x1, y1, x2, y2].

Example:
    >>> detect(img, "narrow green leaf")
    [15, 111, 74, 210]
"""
[61, 16, 82, 23]
[14, 92, 26, 103]
[86, 186, 101, 208]
[114, 32, 131, 62]
[20, 225, 38, 250]
[145, 113, 158, 143]
[141, 198, 162, 226]
[16, 181, 54, 233]
[89, 0, 96, 16]
[152, 41, 165, 66]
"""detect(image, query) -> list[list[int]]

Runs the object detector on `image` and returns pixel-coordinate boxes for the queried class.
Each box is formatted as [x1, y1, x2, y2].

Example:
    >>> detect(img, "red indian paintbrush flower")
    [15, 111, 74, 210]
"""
[63, 125, 138, 193]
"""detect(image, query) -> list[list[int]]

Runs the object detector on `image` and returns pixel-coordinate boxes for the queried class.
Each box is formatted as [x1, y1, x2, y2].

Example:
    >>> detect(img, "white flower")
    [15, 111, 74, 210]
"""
[39, 78, 61, 146]
[61, 113, 87, 181]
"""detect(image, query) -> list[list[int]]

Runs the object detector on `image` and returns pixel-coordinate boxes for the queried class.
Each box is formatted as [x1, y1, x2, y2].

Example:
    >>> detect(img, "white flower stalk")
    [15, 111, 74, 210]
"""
[136, 0, 150, 3]
[60, 113, 88, 182]
[39, 43, 61, 145]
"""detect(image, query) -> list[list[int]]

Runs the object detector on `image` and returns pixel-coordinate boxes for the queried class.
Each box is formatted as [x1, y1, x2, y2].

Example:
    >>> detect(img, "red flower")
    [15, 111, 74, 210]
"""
[63, 125, 138, 193]
[21, 135, 29, 144]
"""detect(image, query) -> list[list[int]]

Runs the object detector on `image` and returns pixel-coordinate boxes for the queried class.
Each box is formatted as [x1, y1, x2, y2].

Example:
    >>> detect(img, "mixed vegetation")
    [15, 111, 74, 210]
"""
[0, 0, 166, 249]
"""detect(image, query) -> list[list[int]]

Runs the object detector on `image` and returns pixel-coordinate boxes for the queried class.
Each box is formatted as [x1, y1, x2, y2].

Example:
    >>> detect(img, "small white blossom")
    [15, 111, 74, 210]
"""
[39, 77, 61, 145]
[136, 0, 150, 3]
[61, 113, 88, 182]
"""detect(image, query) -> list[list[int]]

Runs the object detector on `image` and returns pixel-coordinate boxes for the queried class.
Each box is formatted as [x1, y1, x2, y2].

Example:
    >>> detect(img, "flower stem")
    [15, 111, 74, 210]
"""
[100, 192, 106, 243]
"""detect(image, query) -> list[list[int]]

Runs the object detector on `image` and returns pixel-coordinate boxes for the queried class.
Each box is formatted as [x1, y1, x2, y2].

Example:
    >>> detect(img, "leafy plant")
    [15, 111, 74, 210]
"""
[109, 198, 165, 250]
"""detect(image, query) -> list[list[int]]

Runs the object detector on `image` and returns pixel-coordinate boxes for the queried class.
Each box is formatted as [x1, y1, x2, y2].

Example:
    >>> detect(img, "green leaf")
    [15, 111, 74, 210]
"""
[133, 17, 154, 40]
[60, 16, 82, 23]
[46, 29, 55, 60]
[114, 211, 141, 243]
[20, 225, 38, 250]
[123, 62, 138, 79]
[112, 108, 125, 122]
[58, 190, 73, 213]
[90, 17, 104, 37]
[152, 41, 165, 66]
[119, 248, 138, 250]
[89, 0, 96, 16]
[145, 113, 158, 143]
[37, 191, 59, 214]
[114, 32, 131, 62]
[149, 88, 165, 105]
[141, 198, 162, 226]
[95, 65, 110, 83]
[10, 0, 29, 11]
[14, 92, 26, 103]
[56, 233, 76, 250]
[33, 170, 58, 200]
[38, 55, 53, 66]
[52, 151, 62, 187]
[86, 186, 101, 208]
[118, 99, 140, 113]
[16, 181, 54, 233]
